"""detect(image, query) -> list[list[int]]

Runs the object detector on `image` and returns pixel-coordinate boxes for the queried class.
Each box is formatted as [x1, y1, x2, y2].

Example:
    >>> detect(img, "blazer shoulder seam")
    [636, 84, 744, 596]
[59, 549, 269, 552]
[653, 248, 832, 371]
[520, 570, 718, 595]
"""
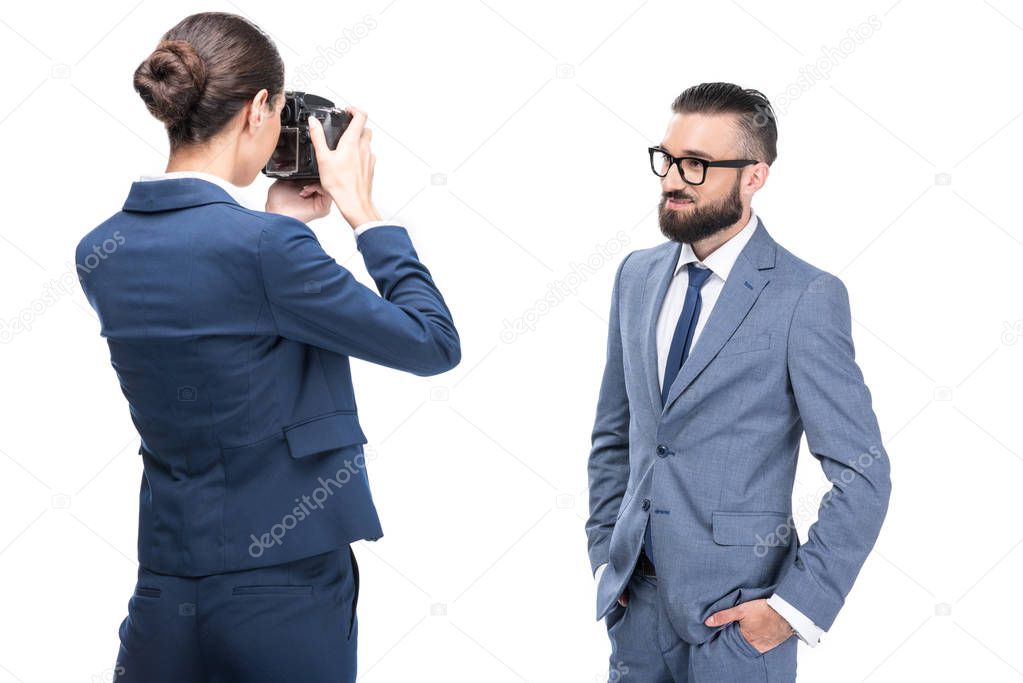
[784, 271, 844, 355]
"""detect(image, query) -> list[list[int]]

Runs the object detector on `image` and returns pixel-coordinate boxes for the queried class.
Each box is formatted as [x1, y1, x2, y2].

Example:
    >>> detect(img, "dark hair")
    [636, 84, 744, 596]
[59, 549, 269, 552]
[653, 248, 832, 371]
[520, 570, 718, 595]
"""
[133, 12, 284, 150]
[670, 82, 777, 166]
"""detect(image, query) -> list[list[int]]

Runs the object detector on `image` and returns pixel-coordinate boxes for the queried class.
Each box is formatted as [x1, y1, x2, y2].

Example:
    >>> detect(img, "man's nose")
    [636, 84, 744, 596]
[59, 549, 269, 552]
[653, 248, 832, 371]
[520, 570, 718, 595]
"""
[661, 163, 688, 191]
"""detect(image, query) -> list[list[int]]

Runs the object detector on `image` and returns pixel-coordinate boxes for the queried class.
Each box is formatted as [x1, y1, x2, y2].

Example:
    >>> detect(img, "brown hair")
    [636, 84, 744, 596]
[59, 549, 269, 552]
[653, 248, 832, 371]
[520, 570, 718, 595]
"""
[133, 12, 284, 150]
[671, 82, 778, 166]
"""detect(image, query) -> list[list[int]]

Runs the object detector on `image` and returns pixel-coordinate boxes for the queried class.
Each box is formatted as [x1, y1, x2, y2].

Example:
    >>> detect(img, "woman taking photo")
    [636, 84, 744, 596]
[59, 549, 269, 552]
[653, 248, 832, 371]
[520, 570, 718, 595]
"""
[74, 12, 460, 682]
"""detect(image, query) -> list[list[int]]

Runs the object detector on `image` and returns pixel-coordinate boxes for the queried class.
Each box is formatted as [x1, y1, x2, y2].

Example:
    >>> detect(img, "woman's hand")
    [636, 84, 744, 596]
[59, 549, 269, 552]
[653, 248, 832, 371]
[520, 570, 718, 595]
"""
[265, 179, 333, 224]
[307, 106, 382, 230]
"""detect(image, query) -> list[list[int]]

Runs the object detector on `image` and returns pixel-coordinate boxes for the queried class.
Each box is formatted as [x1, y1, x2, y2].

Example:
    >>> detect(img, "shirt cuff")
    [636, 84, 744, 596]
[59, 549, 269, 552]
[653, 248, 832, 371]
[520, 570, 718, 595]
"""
[595, 562, 607, 582]
[353, 220, 401, 237]
[768, 593, 823, 647]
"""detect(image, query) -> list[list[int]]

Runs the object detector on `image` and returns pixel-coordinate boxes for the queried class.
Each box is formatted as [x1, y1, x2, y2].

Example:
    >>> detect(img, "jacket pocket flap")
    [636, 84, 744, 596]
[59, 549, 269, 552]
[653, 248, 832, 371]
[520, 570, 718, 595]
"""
[712, 511, 790, 546]
[719, 332, 771, 356]
[283, 410, 367, 459]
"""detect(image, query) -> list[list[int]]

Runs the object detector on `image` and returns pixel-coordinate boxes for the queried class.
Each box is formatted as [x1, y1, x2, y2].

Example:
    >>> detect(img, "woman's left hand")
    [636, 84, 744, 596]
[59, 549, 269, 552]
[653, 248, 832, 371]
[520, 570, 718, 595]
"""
[265, 179, 332, 223]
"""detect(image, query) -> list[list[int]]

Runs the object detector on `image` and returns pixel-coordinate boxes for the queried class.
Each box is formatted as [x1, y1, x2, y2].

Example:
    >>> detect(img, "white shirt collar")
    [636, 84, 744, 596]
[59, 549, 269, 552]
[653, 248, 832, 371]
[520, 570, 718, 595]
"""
[674, 209, 759, 282]
[138, 170, 246, 206]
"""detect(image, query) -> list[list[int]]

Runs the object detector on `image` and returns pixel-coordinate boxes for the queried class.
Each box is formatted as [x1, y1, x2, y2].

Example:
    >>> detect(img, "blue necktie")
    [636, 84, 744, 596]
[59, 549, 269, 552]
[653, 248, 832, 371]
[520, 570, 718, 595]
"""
[660, 263, 714, 405]
[643, 262, 714, 566]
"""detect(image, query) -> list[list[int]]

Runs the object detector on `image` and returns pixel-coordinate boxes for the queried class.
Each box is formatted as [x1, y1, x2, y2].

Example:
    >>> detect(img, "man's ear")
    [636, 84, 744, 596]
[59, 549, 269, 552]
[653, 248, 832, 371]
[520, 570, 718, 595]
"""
[743, 162, 769, 199]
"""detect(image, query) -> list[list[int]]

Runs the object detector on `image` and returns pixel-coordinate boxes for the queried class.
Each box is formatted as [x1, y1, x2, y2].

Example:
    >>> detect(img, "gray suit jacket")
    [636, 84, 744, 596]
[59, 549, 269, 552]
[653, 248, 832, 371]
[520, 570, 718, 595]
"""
[586, 216, 891, 644]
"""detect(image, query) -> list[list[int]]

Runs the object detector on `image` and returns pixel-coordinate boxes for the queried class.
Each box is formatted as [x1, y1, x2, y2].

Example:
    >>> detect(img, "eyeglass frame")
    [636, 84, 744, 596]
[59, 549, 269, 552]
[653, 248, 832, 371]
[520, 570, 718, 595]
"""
[648, 146, 759, 185]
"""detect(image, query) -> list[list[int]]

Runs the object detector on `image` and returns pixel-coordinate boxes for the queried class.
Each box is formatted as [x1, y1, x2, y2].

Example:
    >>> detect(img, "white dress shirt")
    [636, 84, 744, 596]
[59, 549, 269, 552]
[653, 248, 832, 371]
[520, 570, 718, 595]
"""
[138, 170, 393, 235]
[595, 210, 824, 647]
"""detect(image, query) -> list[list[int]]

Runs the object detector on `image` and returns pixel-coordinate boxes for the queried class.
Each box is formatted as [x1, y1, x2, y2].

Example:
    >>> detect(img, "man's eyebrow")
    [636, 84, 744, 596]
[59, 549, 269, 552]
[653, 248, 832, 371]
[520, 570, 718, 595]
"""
[682, 149, 714, 159]
[655, 144, 716, 159]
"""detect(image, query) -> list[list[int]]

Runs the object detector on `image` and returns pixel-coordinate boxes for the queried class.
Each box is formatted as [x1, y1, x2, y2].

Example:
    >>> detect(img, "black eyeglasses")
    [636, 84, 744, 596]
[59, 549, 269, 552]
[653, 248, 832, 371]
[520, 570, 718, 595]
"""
[648, 147, 758, 185]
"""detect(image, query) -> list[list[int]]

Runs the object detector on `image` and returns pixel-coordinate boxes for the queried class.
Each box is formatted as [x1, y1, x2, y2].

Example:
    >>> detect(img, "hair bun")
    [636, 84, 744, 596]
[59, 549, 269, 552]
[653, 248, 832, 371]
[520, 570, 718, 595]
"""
[133, 38, 207, 127]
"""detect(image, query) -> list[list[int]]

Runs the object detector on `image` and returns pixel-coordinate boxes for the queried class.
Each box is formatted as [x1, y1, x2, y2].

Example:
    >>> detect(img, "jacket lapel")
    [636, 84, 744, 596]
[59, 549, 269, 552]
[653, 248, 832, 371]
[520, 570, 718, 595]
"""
[652, 218, 778, 415]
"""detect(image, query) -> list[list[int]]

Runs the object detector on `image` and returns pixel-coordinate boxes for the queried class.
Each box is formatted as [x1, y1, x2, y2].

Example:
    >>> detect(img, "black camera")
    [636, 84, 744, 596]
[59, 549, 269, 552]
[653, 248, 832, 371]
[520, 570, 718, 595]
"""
[262, 91, 352, 181]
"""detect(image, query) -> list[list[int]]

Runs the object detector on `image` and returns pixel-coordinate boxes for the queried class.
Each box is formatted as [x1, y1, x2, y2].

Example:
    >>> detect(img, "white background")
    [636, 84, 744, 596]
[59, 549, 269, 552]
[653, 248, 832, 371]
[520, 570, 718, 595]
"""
[1, 0, 1021, 681]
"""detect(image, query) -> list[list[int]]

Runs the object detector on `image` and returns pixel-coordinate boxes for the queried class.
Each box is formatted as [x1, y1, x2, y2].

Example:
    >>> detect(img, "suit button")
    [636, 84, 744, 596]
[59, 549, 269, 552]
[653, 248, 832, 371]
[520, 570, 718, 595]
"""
[642, 498, 651, 511]
[656, 444, 667, 457]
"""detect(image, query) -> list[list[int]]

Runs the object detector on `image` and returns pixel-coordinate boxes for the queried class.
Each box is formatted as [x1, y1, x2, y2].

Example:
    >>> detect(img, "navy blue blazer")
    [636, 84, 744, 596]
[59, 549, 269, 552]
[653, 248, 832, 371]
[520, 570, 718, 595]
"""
[75, 178, 460, 576]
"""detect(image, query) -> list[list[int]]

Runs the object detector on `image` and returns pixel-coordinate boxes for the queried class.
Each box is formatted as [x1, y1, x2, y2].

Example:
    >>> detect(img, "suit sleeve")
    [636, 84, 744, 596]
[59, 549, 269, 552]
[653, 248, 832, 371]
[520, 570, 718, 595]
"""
[258, 218, 460, 376]
[772, 272, 892, 631]
[585, 252, 633, 576]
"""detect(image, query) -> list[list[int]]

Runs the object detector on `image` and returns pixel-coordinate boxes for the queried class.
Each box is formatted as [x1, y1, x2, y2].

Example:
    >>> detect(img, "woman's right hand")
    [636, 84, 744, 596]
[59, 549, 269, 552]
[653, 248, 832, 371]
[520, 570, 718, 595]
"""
[307, 106, 382, 230]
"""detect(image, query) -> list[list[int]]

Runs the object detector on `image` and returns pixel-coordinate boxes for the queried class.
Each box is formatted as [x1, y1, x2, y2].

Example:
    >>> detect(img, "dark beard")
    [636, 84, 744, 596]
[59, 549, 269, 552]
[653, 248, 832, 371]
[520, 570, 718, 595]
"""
[658, 175, 744, 244]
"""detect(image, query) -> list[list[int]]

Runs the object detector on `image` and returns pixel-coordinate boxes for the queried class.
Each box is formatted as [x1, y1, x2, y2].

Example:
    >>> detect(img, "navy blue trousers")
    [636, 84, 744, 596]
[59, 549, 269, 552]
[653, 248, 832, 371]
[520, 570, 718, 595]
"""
[113, 545, 359, 682]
